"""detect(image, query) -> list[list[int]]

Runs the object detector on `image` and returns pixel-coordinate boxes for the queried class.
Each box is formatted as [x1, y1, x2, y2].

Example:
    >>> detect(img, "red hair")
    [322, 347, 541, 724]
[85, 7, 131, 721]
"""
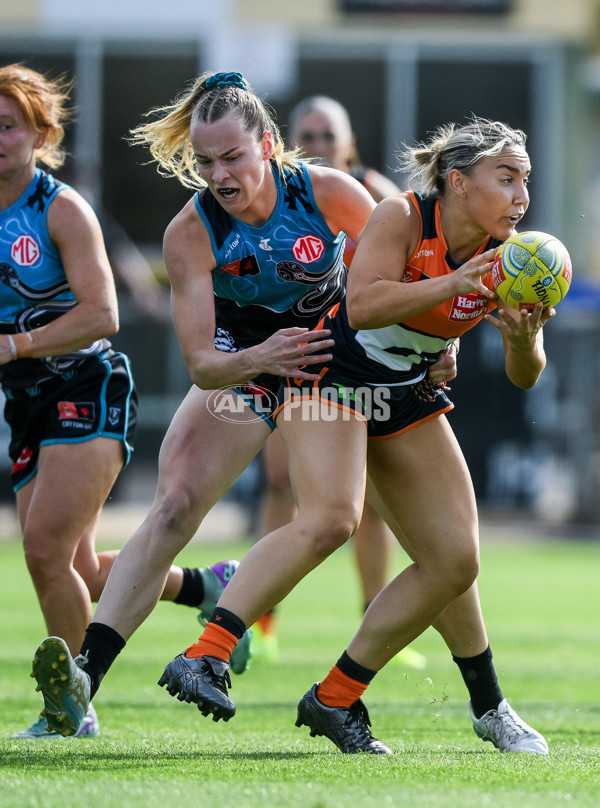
[0, 63, 72, 169]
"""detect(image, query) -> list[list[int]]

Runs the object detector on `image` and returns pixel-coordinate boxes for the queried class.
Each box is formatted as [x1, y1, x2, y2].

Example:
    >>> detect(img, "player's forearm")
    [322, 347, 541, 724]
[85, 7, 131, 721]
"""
[505, 341, 546, 389]
[185, 346, 262, 390]
[10, 303, 118, 359]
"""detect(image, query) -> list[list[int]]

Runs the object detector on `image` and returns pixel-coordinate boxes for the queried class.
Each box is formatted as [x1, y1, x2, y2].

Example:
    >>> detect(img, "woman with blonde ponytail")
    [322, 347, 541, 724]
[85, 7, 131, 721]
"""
[29, 68, 375, 733]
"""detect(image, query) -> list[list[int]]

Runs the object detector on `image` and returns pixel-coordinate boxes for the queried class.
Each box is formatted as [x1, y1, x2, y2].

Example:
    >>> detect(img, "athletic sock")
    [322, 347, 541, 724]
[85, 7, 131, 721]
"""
[79, 622, 126, 699]
[317, 650, 377, 708]
[173, 567, 205, 607]
[452, 645, 503, 718]
[185, 607, 246, 661]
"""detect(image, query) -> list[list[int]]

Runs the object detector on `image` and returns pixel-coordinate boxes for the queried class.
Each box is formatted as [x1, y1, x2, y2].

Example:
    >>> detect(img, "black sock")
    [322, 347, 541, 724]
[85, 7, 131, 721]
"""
[452, 645, 503, 718]
[210, 607, 247, 640]
[174, 567, 205, 607]
[336, 650, 377, 685]
[79, 622, 126, 699]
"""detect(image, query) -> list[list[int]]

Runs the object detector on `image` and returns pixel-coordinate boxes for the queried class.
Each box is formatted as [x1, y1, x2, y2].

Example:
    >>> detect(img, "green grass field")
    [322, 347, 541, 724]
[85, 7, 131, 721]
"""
[1, 523, 599, 807]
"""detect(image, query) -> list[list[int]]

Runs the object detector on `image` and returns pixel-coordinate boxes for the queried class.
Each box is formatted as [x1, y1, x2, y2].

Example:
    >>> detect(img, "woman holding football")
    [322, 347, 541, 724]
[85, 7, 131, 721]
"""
[292, 117, 555, 754]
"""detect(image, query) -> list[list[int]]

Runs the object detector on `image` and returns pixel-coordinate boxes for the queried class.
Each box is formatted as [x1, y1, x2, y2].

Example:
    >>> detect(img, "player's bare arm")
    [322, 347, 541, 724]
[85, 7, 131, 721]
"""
[346, 195, 493, 330]
[165, 201, 335, 389]
[9, 189, 119, 361]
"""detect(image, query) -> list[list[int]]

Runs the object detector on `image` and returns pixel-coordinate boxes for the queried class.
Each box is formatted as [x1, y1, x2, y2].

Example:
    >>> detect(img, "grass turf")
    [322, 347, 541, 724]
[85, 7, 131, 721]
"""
[1, 523, 599, 807]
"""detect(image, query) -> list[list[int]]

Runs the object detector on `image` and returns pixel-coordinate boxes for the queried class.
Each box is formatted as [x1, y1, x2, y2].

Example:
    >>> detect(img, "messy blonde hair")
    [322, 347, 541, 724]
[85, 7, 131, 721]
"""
[0, 63, 72, 169]
[399, 116, 527, 197]
[129, 71, 300, 190]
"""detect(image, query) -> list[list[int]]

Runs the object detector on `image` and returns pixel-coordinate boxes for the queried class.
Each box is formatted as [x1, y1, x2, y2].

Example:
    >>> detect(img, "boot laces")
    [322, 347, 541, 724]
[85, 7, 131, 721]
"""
[344, 700, 374, 743]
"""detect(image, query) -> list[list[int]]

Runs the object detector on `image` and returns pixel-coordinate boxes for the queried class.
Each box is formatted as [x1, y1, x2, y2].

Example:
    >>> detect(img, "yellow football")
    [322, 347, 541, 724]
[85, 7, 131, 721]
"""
[492, 231, 572, 310]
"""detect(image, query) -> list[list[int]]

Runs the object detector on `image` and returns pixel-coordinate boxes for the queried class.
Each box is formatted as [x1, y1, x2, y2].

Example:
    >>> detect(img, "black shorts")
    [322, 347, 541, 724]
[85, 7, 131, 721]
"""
[2, 351, 138, 491]
[276, 365, 453, 439]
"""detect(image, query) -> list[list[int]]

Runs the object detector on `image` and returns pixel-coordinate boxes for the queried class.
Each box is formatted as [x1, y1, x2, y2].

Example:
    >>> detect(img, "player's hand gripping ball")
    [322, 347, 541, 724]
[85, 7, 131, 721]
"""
[492, 231, 572, 310]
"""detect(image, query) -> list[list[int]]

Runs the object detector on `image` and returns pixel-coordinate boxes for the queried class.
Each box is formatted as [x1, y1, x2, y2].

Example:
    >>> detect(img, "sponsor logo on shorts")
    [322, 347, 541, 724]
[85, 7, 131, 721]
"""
[12, 446, 33, 474]
[57, 401, 95, 431]
[58, 401, 95, 422]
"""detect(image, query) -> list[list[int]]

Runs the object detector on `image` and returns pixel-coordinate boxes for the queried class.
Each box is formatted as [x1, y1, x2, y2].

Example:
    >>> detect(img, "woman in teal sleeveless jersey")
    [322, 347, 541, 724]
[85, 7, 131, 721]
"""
[1, 64, 232, 740]
[0, 63, 138, 738]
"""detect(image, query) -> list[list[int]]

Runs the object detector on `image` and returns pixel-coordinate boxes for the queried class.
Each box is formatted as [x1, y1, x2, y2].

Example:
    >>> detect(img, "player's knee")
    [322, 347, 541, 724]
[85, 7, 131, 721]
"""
[418, 534, 479, 600]
[442, 543, 480, 596]
[23, 534, 64, 583]
[303, 503, 361, 558]
[150, 487, 204, 541]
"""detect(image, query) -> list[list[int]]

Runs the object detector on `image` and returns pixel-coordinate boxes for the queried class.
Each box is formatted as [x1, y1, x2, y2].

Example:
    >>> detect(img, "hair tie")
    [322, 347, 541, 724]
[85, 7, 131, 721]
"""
[205, 72, 249, 91]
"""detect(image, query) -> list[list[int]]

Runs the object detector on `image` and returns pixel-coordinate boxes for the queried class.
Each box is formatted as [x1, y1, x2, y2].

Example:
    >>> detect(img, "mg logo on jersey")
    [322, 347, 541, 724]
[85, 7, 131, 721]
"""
[11, 235, 41, 267]
[292, 235, 324, 264]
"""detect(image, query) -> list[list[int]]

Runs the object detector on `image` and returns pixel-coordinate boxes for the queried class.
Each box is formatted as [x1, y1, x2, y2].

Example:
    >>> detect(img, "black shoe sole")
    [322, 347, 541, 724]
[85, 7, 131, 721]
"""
[295, 701, 330, 741]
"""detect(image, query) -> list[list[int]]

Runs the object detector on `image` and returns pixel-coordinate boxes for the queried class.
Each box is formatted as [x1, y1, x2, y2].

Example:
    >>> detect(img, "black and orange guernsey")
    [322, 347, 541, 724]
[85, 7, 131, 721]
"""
[322, 191, 501, 388]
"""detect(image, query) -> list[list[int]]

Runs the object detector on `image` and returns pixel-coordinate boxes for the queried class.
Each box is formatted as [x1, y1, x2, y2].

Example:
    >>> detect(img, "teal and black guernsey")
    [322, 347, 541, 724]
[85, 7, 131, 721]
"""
[195, 162, 347, 354]
[0, 168, 112, 387]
